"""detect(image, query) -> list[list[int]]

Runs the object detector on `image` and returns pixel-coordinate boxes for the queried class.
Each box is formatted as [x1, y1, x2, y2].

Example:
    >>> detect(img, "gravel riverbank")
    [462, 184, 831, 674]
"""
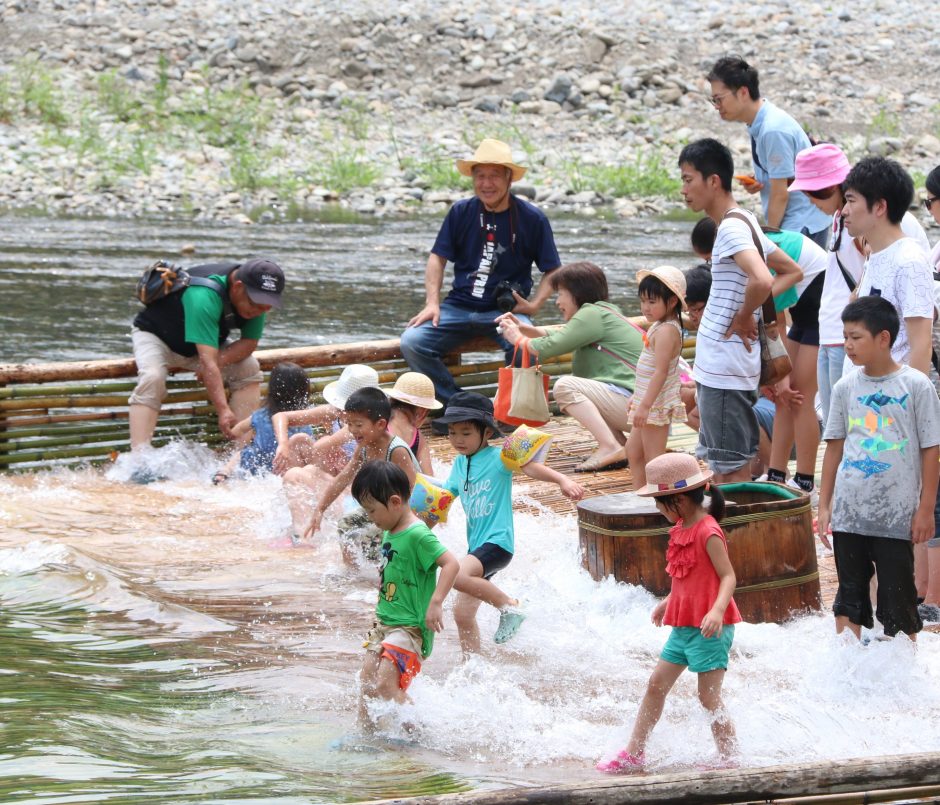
[0, 0, 938, 222]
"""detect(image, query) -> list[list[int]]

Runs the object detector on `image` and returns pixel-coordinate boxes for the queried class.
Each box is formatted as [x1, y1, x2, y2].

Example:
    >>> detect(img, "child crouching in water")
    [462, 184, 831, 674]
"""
[213, 362, 313, 483]
[351, 460, 458, 730]
[597, 452, 740, 773]
[438, 392, 585, 654]
[625, 266, 688, 490]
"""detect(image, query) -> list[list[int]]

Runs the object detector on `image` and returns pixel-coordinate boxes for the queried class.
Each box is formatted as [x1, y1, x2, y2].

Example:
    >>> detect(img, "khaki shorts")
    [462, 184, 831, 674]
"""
[129, 327, 263, 410]
[364, 622, 424, 690]
[552, 375, 632, 434]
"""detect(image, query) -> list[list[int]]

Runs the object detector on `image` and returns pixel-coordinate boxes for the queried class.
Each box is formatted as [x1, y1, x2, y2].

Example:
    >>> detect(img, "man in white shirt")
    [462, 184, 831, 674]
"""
[678, 138, 802, 482]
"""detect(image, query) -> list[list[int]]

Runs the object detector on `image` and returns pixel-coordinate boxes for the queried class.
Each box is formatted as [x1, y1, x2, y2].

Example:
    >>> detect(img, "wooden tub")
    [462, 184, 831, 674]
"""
[577, 482, 821, 624]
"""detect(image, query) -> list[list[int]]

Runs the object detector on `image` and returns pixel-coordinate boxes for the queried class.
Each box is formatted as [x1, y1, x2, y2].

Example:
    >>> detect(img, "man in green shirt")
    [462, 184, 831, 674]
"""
[128, 258, 285, 449]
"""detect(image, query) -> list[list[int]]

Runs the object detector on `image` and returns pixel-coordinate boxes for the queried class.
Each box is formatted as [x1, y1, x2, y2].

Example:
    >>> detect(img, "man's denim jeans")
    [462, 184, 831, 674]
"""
[400, 299, 531, 403]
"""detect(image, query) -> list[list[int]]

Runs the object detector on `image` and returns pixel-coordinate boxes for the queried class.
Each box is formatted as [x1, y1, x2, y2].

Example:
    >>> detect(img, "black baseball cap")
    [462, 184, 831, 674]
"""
[238, 258, 285, 309]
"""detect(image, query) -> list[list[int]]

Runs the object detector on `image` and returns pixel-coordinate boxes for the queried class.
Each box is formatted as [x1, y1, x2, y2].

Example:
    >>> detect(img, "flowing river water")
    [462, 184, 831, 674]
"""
[2, 211, 940, 803]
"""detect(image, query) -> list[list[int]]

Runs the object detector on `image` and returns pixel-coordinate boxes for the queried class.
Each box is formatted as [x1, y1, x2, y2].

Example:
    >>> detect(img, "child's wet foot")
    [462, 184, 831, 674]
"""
[596, 749, 645, 773]
[494, 605, 526, 644]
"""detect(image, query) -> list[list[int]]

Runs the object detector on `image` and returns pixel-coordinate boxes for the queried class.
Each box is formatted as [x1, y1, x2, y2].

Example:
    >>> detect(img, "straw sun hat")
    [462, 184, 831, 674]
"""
[635, 453, 713, 497]
[385, 372, 443, 410]
[637, 265, 688, 311]
[456, 138, 527, 182]
[322, 364, 380, 408]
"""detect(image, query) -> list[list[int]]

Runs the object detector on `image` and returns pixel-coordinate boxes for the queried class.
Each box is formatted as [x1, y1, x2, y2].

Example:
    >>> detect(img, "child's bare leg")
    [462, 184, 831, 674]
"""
[453, 592, 484, 655]
[925, 545, 940, 605]
[282, 465, 323, 535]
[359, 652, 406, 731]
[626, 659, 685, 755]
[453, 554, 514, 607]
[626, 428, 646, 489]
[697, 668, 736, 759]
[834, 615, 862, 640]
[640, 424, 669, 472]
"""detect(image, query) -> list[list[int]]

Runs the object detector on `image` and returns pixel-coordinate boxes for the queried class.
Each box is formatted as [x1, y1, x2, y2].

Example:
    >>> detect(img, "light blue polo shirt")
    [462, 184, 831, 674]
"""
[748, 101, 831, 236]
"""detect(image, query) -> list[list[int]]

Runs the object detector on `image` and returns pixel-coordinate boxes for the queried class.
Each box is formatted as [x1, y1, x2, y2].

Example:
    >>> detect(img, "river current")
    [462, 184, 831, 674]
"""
[1, 212, 939, 803]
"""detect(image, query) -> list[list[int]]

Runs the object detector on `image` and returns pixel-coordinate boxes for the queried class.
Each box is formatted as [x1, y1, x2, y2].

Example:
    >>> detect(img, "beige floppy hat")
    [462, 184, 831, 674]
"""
[456, 138, 527, 182]
[635, 452, 712, 497]
[637, 265, 688, 311]
[385, 372, 442, 410]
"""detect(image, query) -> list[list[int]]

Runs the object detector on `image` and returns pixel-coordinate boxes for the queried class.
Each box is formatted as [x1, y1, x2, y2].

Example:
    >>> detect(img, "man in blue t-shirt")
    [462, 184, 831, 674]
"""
[706, 56, 830, 247]
[400, 139, 561, 404]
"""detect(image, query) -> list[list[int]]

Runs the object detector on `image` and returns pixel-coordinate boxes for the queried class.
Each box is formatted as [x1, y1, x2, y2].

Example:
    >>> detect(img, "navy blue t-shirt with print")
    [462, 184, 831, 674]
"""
[431, 195, 561, 312]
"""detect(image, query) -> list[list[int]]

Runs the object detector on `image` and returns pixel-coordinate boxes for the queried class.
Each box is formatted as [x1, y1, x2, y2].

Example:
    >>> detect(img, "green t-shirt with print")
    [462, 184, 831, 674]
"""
[376, 521, 447, 658]
[182, 275, 266, 348]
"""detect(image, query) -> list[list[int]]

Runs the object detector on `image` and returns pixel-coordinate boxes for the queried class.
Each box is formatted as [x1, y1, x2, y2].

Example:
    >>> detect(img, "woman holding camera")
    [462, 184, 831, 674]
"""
[497, 261, 644, 472]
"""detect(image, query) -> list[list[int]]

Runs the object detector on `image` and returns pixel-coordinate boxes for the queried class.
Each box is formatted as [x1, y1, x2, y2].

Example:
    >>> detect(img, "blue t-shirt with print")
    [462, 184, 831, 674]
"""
[443, 444, 515, 554]
[748, 101, 830, 235]
[240, 408, 313, 474]
[432, 196, 560, 311]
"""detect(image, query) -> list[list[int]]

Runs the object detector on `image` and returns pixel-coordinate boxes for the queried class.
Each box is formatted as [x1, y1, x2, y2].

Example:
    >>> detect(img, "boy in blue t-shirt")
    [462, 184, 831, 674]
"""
[438, 392, 584, 654]
[351, 460, 459, 730]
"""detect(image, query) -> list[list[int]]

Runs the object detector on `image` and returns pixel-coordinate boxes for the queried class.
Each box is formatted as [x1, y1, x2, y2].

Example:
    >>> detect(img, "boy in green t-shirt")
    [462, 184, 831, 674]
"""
[351, 460, 459, 730]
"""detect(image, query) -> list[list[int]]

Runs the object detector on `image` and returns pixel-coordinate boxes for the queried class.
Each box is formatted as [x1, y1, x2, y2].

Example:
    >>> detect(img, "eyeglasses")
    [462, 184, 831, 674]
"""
[807, 186, 839, 200]
[925, 196, 939, 211]
[709, 91, 733, 107]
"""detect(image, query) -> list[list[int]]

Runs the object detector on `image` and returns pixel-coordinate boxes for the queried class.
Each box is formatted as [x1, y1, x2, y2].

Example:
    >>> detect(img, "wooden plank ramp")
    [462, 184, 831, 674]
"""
[359, 752, 940, 805]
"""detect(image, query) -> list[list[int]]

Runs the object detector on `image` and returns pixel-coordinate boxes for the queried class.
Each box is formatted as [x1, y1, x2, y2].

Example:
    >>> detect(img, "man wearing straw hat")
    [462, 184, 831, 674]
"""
[401, 138, 561, 410]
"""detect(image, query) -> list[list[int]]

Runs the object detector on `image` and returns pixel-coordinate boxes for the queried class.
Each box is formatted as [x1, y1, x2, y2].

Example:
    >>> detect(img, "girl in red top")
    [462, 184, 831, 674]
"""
[597, 453, 741, 773]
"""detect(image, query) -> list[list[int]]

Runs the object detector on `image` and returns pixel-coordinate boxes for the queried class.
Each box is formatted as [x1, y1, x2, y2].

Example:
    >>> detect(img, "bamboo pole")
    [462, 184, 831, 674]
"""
[359, 752, 940, 805]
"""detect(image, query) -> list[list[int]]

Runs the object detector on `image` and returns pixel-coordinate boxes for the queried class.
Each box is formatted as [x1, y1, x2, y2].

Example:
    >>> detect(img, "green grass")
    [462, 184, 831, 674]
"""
[311, 149, 381, 193]
[562, 151, 680, 198]
[17, 58, 68, 128]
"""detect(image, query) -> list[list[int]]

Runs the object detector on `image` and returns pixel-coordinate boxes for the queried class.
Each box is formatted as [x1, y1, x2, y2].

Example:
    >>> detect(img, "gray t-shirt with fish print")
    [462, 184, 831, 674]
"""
[824, 365, 940, 540]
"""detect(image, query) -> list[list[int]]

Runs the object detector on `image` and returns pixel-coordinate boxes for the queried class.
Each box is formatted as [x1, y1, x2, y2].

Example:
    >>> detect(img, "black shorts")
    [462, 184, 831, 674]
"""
[469, 542, 513, 579]
[832, 531, 922, 637]
[786, 272, 824, 345]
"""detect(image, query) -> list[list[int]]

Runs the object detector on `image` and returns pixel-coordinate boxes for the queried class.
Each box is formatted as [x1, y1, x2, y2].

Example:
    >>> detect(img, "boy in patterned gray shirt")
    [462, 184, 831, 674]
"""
[817, 296, 940, 640]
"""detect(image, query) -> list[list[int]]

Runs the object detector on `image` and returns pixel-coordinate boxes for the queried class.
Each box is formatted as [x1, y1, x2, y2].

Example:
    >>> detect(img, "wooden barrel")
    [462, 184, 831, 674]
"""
[576, 481, 821, 624]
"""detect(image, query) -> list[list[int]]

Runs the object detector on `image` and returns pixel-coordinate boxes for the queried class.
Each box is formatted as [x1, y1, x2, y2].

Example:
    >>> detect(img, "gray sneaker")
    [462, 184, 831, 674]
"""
[917, 603, 940, 623]
[494, 607, 527, 644]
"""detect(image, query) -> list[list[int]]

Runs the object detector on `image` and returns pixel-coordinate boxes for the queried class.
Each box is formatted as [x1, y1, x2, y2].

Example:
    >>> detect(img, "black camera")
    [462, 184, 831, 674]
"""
[494, 281, 525, 313]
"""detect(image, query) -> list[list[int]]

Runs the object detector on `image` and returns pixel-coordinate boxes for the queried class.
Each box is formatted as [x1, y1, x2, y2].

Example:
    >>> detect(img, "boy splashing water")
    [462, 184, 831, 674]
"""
[351, 461, 458, 731]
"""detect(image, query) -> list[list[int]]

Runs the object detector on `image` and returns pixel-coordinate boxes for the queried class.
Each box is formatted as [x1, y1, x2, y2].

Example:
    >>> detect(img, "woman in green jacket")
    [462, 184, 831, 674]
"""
[497, 261, 644, 472]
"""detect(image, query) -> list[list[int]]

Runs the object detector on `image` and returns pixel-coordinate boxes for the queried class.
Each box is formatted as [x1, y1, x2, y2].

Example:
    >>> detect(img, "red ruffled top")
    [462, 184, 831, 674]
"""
[663, 515, 742, 628]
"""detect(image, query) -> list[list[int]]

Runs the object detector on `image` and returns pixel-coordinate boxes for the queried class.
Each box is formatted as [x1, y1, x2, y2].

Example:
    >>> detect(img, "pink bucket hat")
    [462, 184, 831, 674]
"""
[789, 143, 851, 193]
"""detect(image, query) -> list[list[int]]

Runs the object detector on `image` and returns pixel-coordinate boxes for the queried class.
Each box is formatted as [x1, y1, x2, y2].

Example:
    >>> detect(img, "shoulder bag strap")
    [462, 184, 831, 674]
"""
[723, 210, 777, 325]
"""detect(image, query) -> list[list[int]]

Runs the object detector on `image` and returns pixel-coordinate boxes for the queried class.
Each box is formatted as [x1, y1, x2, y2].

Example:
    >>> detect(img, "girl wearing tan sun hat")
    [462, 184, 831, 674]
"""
[624, 266, 688, 491]
[386, 372, 441, 475]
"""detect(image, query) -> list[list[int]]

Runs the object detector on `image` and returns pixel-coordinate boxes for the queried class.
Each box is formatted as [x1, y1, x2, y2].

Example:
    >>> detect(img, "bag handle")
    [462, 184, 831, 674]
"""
[512, 342, 537, 369]
[723, 210, 777, 326]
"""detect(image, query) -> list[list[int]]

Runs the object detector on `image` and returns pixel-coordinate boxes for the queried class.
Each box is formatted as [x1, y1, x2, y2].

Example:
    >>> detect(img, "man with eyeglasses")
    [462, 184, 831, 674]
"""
[706, 56, 830, 248]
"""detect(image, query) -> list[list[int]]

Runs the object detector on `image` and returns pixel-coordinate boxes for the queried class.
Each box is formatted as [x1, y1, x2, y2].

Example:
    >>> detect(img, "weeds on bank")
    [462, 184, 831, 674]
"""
[311, 150, 381, 193]
[563, 151, 680, 198]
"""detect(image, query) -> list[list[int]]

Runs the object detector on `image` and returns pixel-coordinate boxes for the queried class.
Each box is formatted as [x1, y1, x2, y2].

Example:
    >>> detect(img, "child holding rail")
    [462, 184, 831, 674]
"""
[597, 452, 740, 773]
[625, 266, 688, 490]
[817, 297, 940, 641]
[438, 392, 584, 653]
[351, 460, 458, 731]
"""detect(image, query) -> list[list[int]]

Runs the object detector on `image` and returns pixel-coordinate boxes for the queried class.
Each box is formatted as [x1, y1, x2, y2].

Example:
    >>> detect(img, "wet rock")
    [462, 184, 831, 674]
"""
[543, 73, 572, 104]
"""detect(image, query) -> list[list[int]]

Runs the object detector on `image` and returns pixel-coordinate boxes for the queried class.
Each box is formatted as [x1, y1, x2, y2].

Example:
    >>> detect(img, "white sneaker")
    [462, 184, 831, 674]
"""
[787, 478, 819, 507]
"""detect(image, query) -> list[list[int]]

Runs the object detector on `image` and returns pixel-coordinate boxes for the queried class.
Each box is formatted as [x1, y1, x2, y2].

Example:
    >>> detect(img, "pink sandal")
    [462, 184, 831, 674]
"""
[596, 749, 645, 773]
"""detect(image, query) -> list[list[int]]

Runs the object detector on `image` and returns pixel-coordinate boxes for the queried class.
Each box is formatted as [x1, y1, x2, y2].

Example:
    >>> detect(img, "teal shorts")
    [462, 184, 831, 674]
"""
[660, 625, 735, 673]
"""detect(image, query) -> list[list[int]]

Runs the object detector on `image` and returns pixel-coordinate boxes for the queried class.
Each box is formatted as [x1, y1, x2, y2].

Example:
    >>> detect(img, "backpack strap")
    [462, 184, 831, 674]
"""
[723, 210, 777, 325]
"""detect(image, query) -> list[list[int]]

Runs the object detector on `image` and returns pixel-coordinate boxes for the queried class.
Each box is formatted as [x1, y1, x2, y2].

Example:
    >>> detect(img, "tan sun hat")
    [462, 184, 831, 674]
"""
[456, 138, 527, 181]
[635, 453, 712, 497]
[385, 372, 443, 410]
[636, 264, 688, 311]
[322, 364, 380, 408]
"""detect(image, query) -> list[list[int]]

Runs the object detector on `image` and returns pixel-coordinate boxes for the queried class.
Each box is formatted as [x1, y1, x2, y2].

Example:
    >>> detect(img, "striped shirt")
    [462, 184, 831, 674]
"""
[694, 209, 776, 391]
